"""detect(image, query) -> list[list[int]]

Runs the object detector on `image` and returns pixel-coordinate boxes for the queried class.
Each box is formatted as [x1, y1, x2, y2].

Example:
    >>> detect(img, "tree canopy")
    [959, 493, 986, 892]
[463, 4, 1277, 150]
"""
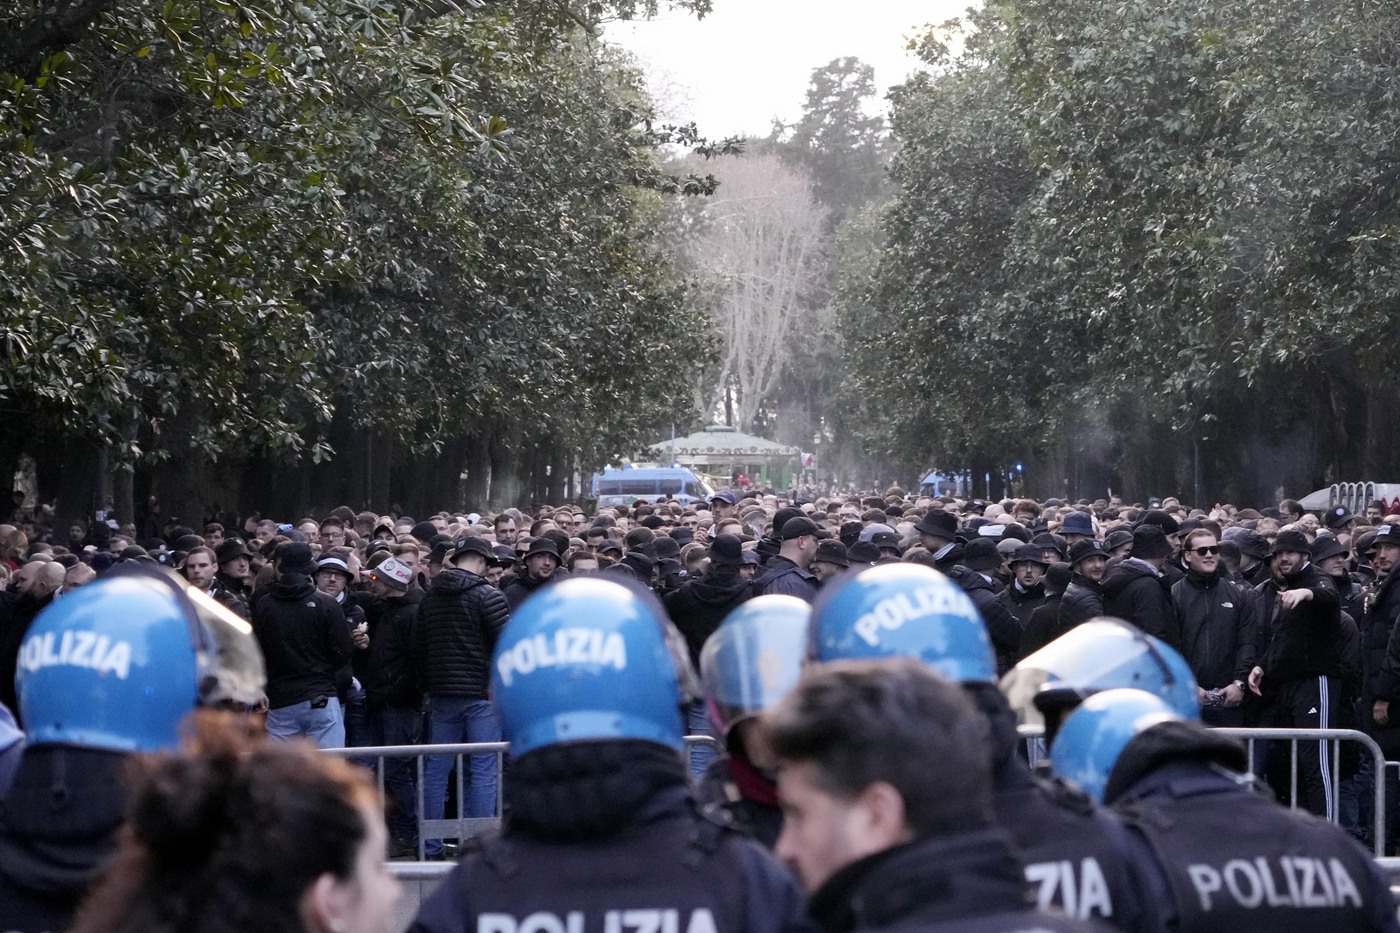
[840, 0, 1400, 502]
[1, 0, 728, 519]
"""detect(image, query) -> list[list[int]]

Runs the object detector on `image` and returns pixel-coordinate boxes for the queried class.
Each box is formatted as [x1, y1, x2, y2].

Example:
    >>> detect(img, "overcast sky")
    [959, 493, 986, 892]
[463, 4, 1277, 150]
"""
[604, 2, 974, 138]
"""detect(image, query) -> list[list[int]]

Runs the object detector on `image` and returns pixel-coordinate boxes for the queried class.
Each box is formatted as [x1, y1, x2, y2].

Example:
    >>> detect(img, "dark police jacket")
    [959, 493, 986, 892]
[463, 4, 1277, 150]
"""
[805, 830, 1115, 933]
[967, 683, 1144, 931]
[695, 755, 783, 851]
[0, 748, 127, 933]
[1106, 720, 1398, 933]
[408, 785, 808, 933]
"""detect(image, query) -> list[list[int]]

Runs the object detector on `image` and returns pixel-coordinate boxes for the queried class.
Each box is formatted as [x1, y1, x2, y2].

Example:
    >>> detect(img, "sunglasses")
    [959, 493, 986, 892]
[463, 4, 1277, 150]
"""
[1190, 545, 1220, 556]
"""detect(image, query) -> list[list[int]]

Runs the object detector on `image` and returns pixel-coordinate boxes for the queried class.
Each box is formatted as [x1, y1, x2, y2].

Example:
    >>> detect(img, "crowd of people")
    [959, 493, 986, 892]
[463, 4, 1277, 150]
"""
[1, 485, 1399, 931]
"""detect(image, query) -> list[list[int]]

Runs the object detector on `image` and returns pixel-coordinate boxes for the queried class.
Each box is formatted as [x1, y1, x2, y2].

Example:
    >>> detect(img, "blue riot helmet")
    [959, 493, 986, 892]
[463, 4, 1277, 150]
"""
[700, 595, 809, 744]
[1048, 688, 1184, 804]
[808, 562, 996, 683]
[1001, 617, 1200, 743]
[492, 577, 699, 757]
[16, 562, 266, 753]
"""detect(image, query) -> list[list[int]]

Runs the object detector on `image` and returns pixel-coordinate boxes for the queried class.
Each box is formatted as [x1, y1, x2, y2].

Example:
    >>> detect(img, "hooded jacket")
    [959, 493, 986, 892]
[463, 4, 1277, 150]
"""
[415, 568, 509, 699]
[664, 566, 751, 666]
[1101, 558, 1182, 651]
[250, 572, 352, 709]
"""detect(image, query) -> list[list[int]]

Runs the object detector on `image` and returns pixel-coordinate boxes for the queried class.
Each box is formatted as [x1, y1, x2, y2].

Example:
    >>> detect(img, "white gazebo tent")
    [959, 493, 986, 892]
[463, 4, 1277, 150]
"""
[650, 424, 801, 489]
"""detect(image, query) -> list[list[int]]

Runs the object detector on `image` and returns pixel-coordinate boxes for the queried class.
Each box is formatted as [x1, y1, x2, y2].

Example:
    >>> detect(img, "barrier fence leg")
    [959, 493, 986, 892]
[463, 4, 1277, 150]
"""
[416, 755, 426, 861]
[1290, 739, 1299, 809]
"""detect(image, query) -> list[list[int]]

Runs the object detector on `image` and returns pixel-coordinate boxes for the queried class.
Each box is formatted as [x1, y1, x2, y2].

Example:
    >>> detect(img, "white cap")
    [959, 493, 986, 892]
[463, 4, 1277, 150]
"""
[371, 557, 414, 590]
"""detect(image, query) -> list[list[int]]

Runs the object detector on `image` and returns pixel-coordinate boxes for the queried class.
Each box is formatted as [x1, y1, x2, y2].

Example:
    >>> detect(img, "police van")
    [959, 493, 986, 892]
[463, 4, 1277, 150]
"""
[591, 467, 714, 509]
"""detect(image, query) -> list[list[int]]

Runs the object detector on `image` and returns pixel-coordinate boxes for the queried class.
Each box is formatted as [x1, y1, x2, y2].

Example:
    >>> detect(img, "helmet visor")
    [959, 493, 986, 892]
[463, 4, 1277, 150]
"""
[124, 564, 266, 711]
[1000, 619, 1180, 733]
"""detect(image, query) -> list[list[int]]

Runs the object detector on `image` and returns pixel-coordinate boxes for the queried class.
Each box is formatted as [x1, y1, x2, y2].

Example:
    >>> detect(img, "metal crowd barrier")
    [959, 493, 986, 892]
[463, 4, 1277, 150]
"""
[327, 735, 721, 862]
[1023, 725, 1388, 857]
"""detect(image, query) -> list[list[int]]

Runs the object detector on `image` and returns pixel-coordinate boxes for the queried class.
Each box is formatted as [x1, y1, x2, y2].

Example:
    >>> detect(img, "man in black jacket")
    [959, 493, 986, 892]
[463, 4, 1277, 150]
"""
[416, 535, 511, 857]
[1366, 527, 1400, 753]
[949, 539, 1022, 676]
[664, 533, 752, 777]
[1060, 540, 1109, 630]
[1102, 526, 1182, 651]
[750, 517, 819, 603]
[364, 556, 425, 856]
[914, 508, 963, 573]
[996, 544, 1048, 632]
[1170, 528, 1256, 726]
[1020, 562, 1072, 660]
[501, 537, 561, 610]
[1247, 530, 1346, 818]
[251, 542, 354, 748]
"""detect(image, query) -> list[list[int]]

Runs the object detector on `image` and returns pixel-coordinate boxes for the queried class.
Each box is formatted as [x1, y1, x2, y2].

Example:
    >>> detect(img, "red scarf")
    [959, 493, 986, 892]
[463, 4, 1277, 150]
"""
[726, 750, 778, 807]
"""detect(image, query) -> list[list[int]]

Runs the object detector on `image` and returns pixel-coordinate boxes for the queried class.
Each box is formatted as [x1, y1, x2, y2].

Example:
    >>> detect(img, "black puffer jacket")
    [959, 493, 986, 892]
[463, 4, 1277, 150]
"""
[664, 567, 751, 666]
[947, 566, 1021, 676]
[1019, 595, 1066, 660]
[1367, 573, 1400, 701]
[364, 588, 424, 709]
[1102, 559, 1182, 650]
[1059, 575, 1104, 629]
[250, 573, 352, 709]
[1170, 570, 1256, 689]
[1363, 571, 1400, 755]
[415, 568, 509, 699]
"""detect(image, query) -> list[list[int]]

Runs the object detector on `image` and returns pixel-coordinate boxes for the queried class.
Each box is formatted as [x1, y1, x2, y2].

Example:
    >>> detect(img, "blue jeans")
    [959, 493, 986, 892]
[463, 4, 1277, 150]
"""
[423, 696, 500, 855]
[372, 705, 422, 844]
[266, 697, 344, 749]
[686, 700, 717, 779]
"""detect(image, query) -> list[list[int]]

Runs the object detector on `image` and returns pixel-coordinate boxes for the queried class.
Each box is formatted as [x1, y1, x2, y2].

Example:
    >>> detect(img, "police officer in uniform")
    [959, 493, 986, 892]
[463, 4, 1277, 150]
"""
[0, 563, 267, 933]
[1003, 617, 1203, 747]
[763, 657, 1114, 932]
[695, 595, 810, 848]
[809, 564, 1147, 930]
[408, 578, 808, 933]
[1051, 688, 1399, 933]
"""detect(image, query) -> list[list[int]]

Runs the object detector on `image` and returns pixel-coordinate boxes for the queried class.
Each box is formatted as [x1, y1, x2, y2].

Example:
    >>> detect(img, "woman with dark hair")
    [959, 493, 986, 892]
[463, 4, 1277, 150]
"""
[69, 712, 400, 933]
